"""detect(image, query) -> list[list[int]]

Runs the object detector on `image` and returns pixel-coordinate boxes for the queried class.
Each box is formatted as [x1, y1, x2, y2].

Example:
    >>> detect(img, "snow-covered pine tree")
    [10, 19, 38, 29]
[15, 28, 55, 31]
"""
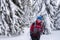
[31, 0, 60, 34]
[54, 2, 60, 30]
[1, 0, 32, 36]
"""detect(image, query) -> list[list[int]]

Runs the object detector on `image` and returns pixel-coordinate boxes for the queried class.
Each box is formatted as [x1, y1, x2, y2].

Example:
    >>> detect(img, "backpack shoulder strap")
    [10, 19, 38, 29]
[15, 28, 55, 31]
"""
[34, 22, 36, 27]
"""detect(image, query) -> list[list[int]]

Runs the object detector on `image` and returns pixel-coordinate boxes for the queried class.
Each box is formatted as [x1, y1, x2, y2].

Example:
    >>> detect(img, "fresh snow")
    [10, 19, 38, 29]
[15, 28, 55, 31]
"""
[0, 27, 60, 40]
[41, 30, 60, 40]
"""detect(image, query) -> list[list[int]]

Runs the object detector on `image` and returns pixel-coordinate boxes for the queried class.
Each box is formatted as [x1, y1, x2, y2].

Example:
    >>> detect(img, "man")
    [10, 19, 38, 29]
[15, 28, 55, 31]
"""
[30, 16, 44, 40]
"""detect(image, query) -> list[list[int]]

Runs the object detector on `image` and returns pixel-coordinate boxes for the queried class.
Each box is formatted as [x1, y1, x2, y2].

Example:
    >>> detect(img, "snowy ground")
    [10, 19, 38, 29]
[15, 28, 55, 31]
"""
[0, 27, 60, 40]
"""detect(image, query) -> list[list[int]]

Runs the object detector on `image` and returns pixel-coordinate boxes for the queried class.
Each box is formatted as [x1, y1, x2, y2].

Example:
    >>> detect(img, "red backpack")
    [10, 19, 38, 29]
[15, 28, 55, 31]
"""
[30, 20, 43, 34]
